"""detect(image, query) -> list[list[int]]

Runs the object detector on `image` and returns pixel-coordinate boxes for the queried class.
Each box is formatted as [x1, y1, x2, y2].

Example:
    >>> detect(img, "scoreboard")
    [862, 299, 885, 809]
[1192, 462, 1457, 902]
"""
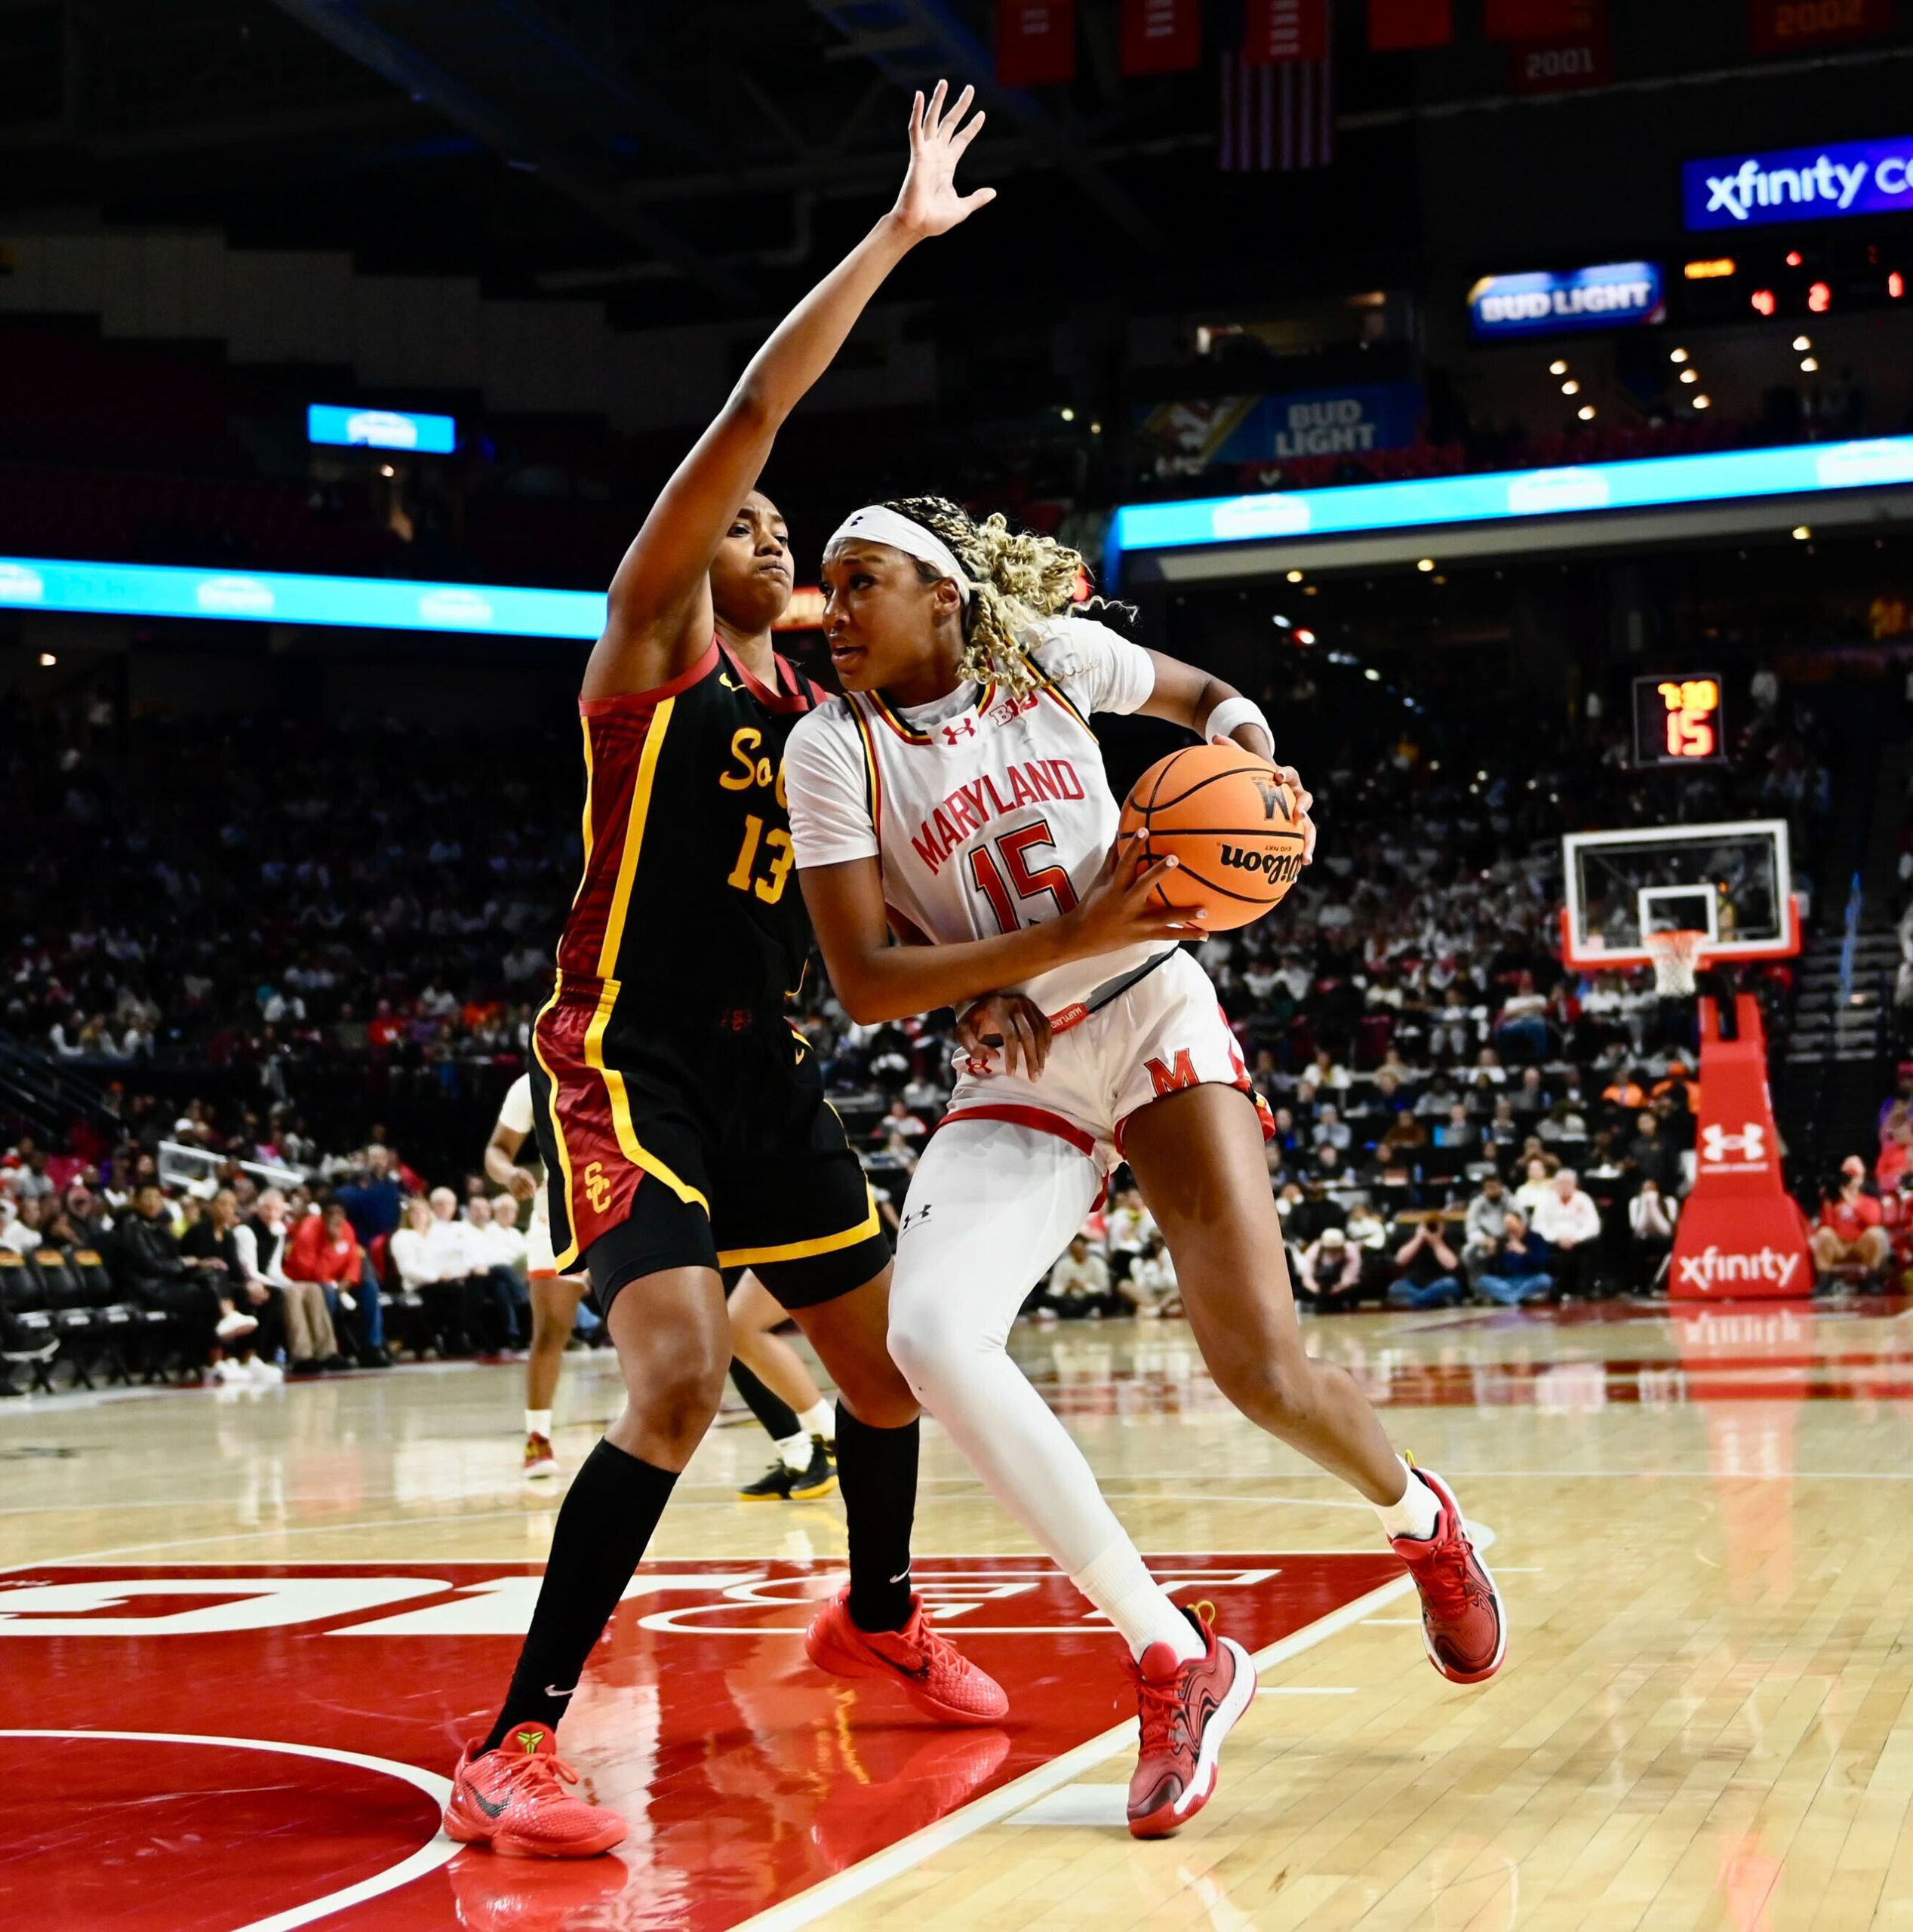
[1634, 674, 1724, 765]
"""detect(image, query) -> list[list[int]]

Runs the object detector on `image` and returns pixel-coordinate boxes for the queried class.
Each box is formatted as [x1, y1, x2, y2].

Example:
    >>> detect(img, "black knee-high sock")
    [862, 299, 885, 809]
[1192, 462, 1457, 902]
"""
[730, 1360, 801, 1445]
[481, 1438, 676, 1753]
[834, 1403, 918, 1632]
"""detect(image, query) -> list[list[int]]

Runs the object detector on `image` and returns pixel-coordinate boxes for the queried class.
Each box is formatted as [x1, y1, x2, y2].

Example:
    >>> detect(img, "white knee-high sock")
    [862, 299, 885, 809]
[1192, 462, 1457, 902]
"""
[887, 1121, 1199, 1663]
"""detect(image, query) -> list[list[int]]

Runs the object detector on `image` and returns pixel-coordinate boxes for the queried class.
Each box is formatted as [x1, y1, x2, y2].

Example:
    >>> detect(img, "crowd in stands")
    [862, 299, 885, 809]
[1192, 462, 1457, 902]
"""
[0, 651, 1855, 1380]
[0, 1128, 600, 1391]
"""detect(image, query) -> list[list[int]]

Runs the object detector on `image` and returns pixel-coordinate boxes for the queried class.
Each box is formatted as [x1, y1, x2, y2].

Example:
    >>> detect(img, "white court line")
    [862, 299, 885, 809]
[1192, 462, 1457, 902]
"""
[2, 1728, 456, 1931]
[732, 1526, 1498, 1932]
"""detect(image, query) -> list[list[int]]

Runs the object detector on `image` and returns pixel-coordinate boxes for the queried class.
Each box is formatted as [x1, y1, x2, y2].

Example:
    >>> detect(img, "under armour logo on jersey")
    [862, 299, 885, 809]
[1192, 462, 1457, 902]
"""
[1702, 1121, 1765, 1164]
[900, 1204, 933, 1234]
[943, 718, 977, 744]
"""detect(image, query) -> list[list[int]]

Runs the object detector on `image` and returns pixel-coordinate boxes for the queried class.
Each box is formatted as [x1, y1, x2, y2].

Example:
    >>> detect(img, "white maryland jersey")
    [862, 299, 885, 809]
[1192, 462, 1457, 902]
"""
[497, 1072, 551, 1238]
[784, 617, 1158, 1016]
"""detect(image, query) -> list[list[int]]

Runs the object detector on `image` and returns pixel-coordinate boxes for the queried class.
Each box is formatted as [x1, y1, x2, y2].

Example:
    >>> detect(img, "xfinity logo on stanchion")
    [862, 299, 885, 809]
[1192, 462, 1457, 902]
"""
[1684, 135, 1913, 230]
[1675, 1247, 1802, 1291]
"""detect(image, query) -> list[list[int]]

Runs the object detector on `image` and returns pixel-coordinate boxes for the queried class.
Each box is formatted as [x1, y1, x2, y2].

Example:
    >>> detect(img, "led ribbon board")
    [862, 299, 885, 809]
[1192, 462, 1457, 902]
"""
[0, 558, 605, 639]
[306, 405, 458, 454]
[1109, 435, 1913, 569]
[1684, 135, 1913, 229]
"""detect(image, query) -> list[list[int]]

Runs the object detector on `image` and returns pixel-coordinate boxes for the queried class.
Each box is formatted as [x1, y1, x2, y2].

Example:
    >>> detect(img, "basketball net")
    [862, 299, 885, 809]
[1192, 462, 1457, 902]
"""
[1645, 928, 1705, 998]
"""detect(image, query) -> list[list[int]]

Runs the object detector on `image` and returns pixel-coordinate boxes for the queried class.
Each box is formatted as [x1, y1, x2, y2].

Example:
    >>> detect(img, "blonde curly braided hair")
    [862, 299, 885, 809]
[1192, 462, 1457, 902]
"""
[878, 496, 1087, 698]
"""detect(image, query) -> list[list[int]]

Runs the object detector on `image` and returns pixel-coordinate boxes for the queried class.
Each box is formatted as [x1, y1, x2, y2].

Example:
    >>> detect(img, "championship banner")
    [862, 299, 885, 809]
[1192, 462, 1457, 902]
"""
[1121, 0, 1202, 74]
[1669, 993, 1815, 1301]
[1748, 0, 1893, 55]
[997, 1, 1076, 87]
[1244, 0, 1329, 63]
[1508, 0, 1608, 92]
[1368, 0, 1454, 51]
[1484, 0, 1598, 36]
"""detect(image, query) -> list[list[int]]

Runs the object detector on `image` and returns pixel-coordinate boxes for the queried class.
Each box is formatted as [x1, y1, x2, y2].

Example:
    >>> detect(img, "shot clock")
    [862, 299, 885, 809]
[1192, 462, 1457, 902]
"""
[1633, 674, 1724, 765]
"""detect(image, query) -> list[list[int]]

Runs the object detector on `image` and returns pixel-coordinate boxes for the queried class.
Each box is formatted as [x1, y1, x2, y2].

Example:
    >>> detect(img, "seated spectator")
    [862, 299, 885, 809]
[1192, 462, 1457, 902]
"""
[1812, 1158, 1890, 1280]
[1388, 1214, 1463, 1309]
[1629, 1177, 1678, 1292]
[1462, 1174, 1511, 1272]
[1427, 985, 1478, 1063]
[1343, 1199, 1389, 1251]
[1031, 1234, 1118, 1322]
[286, 1197, 374, 1358]
[1299, 1225, 1364, 1310]
[484, 1193, 531, 1276]
[1118, 1232, 1181, 1318]
[872, 1096, 927, 1144]
[1473, 1209, 1555, 1306]
[1494, 971, 1552, 1062]
[1105, 1183, 1158, 1279]
[1433, 1103, 1480, 1151]
[0, 1196, 35, 1256]
[237, 1187, 345, 1373]
[1513, 1155, 1556, 1220]
[181, 1186, 281, 1383]
[1509, 1066, 1551, 1123]
[1531, 1168, 1601, 1297]
[1878, 1103, 1911, 1192]
[1378, 1113, 1428, 1160]
[111, 1180, 253, 1372]
[1312, 1103, 1352, 1153]
[1626, 1110, 1679, 1193]
[1312, 1142, 1354, 1189]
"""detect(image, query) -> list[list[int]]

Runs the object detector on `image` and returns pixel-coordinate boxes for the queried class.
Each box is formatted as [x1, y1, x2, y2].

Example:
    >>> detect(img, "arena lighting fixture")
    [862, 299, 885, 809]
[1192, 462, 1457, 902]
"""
[1891, 272, 1905, 298]
[38, 652, 55, 666]
[1416, 557, 1436, 572]
[1809, 281, 1831, 312]
[1090, 420, 1103, 434]
[1793, 525, 1812, 540]
[1059, 406, 1075, 422]
[1549, 359, 1569, 375]
[1669, 348, 1690, 364]
[1801, 356, 1819, 372]
[1793, 335, 1812, 351]
[1680, 368, 1699, 383]
[1684, 258, 1736, 279]
[1578, 405, 1597, 420]
[1364, 667, 1380, 681]
[1751, 288, 1777, 315]
[1693, 394, 1712, 408]
[1786, 251, 1804, 267]
[1286, 568, 1304, 582]
[378, 464, 395, 478]
[1272, 613, 1292, 626]
[1295, 628, 1316, 643]
[1561, 380, 1580, 395]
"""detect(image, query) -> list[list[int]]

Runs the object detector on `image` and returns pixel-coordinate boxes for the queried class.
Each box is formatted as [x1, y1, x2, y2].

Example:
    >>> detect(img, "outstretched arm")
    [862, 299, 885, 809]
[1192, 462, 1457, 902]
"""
[582, 82, 994, 701]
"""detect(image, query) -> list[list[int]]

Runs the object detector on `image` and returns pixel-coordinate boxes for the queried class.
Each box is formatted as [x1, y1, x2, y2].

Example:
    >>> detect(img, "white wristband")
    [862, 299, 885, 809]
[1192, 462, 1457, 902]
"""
[1204, 695, 1273, 755]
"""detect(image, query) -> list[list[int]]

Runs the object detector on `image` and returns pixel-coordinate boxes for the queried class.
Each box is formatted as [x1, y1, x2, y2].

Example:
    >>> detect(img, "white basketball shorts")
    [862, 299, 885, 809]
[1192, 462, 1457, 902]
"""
[940, 947, 1270, 1173]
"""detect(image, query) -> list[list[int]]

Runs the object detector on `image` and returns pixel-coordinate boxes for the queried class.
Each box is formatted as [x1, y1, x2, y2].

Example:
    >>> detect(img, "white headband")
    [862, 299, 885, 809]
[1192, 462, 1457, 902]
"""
[826, 505, 972, 603]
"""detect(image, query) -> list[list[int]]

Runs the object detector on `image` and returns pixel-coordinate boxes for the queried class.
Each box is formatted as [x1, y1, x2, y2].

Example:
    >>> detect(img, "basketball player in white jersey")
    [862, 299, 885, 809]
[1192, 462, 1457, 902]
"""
[783, 497, 1506, 1839]
[487, 1074, 839, 1491]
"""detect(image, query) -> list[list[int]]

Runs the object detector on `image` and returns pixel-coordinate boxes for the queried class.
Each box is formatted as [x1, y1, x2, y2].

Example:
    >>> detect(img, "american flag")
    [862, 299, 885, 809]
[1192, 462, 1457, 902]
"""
[1217, 45, 1335, 171]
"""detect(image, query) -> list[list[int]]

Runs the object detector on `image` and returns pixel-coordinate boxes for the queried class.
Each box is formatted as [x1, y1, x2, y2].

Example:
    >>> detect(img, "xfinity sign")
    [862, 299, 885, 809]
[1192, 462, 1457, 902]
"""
[1685, 135, 1913, 229]
[1468, 262, 1664, 340]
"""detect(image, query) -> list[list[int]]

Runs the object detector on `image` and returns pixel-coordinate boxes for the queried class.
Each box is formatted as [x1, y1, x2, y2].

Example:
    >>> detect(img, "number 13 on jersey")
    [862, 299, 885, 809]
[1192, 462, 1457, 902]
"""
[727, 814, 795, 903]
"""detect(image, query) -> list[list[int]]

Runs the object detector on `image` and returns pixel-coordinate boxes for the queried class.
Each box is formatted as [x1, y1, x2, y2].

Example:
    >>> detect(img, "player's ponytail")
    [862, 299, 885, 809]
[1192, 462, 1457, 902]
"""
[881, 496, 1085, 697]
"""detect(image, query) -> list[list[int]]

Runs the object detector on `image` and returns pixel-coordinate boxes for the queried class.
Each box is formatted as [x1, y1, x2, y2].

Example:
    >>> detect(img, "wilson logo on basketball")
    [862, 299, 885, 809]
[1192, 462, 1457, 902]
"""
[1219, 844, 1304, 883]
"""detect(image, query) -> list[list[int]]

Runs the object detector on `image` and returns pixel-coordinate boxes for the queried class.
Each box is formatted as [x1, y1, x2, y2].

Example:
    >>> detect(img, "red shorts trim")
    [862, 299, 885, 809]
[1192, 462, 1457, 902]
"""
[936, 1103, 1098, 1160]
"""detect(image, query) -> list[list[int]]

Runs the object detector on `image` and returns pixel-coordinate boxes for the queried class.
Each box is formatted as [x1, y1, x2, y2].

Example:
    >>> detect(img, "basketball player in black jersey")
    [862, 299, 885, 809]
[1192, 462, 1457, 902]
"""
[445, 85, 1010, 1859]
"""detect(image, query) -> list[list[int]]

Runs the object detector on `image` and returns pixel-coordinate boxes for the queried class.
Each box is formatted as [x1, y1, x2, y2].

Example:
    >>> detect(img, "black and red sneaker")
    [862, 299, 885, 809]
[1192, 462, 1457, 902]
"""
[1126, 1606, 1256, 1840]
[1389, 1466, 1507, 1685]
[804, 1583, 1009, 1725]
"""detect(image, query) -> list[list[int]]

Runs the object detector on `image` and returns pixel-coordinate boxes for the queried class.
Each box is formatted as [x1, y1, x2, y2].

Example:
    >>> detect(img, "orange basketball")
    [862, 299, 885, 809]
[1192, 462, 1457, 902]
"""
[1117, 743, 1306, 933]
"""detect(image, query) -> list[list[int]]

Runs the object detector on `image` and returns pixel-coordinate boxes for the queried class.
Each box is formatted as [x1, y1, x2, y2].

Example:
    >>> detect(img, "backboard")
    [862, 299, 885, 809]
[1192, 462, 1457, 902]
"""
[1560, 819, 1800, 970]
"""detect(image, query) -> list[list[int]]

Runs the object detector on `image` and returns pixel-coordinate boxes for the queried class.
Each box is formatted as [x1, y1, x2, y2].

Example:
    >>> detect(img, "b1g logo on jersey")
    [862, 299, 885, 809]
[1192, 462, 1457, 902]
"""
[986, 692, 1041, 730]
[1219, 843, 1305, 883]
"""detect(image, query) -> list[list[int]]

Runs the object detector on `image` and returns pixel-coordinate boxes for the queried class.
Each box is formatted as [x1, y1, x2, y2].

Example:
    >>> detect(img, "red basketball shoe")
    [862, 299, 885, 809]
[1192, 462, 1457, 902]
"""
[1389, 1466, 1506, 1685]
[1127, 1606, 1256, 1840]
[804, 1584, 1009, 1724]
[444, 1722, 628, 1858]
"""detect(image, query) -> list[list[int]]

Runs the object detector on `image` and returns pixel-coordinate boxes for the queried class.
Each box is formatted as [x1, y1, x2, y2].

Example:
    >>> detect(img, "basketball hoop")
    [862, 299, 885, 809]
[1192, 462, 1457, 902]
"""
[1645, 928, 1705, 998]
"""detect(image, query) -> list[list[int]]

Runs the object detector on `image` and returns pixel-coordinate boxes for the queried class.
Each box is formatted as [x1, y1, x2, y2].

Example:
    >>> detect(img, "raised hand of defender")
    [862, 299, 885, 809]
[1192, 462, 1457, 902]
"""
[893, 81, 995, 238]
[1067, 835, 1206, 954]
[958, 992, 1053, 1080]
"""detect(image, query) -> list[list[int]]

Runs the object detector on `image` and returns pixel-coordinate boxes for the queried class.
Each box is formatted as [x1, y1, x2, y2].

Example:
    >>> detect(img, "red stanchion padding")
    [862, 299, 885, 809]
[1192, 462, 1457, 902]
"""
[1670, 993, 1816, 1300]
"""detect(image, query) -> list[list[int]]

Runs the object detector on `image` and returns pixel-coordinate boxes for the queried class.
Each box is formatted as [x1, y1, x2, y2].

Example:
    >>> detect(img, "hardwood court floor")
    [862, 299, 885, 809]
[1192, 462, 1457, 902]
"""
[5, 1297, 1913, 1930]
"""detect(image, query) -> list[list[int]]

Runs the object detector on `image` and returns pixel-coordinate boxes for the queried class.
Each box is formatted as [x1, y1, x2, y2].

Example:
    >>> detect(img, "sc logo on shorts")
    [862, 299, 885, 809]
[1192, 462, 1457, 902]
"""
[583, 1162, 613, 1214]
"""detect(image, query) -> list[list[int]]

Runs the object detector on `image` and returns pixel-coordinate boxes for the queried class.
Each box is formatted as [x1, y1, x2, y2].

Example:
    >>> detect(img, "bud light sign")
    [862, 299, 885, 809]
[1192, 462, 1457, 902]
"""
[1684, 135, 1913, 229]
[1469, 261, 1665, 339]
